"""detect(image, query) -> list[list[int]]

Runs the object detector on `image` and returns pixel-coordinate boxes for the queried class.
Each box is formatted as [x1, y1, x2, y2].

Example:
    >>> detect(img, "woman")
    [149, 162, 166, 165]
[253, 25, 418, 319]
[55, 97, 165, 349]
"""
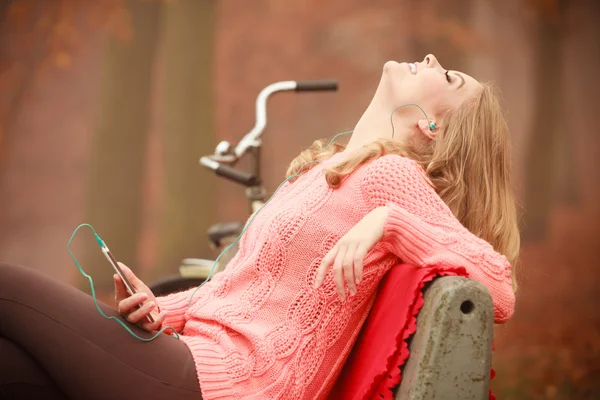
[0, 54, 519, 400]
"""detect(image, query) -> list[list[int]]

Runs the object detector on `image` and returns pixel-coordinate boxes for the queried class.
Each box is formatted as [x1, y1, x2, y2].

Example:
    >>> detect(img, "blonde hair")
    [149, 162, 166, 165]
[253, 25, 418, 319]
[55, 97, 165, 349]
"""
[287, 83, 520, 291]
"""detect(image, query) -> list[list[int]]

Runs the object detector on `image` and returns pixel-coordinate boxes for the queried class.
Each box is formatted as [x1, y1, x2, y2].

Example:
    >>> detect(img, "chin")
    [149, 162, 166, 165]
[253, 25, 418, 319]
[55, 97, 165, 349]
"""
[382, 61, 410, 79]
[383, 60, 400, 72]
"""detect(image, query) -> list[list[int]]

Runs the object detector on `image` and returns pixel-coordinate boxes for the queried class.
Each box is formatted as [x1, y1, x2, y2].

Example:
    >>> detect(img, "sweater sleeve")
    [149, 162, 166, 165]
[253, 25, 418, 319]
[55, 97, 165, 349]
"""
[360, 155, 515, 323]
[155, 288, 196, 334]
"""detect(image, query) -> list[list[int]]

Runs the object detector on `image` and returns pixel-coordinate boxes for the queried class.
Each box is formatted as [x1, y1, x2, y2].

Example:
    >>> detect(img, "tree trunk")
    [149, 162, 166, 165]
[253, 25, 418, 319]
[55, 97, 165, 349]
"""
[551, 1, 578, 207]
[522, 6, 577, 241]
[0, 0, 14, 28]
[0, 0, 55, 165]
[82, 0, 162, 291]
[155, 0, 216, 275]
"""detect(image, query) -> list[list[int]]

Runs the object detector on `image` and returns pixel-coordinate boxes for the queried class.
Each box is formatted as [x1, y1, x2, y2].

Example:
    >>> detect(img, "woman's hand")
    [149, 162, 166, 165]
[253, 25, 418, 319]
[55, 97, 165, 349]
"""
[114, 263, 166, 332]
[314, 206, 389, 301]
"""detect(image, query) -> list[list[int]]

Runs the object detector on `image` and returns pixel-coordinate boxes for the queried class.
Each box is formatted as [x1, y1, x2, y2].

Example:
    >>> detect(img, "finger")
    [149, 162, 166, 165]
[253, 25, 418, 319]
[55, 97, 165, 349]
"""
[117, 262, 144, 289]
[118, 292, 148, 315]
[315, 246, 338, 288]
[343, 243, 357, 295]
[333, 246, 347, 301]
[353, 243, 368, 285]
[114, 274, 129, 303]
[127, 301, 155, 324]
[141, 311, 166, 332]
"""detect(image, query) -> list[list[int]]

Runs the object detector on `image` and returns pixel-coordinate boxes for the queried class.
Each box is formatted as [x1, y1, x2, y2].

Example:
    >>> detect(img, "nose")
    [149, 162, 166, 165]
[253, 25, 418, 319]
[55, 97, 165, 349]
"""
[423, 54, 442, 70]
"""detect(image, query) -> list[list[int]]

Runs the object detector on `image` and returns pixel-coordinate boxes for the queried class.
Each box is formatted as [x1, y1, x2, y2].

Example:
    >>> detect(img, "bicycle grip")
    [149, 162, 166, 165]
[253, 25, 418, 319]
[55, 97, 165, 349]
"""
[215, 164, 259, 187]
[295, 79, 338, 91]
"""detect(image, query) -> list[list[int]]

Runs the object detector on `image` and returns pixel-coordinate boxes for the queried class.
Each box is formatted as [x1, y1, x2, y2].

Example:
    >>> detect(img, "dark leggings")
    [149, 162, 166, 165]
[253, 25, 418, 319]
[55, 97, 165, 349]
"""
[0, 263, 202, 400]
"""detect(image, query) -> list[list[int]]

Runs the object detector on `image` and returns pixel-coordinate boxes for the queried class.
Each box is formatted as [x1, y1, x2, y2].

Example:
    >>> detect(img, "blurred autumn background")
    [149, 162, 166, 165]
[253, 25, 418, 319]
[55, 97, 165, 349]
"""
[0, 0, 599, 398]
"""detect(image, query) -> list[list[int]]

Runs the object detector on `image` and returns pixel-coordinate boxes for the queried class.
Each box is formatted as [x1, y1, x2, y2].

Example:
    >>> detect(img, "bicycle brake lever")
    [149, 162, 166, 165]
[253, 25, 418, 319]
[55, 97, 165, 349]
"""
[209, 154, 237, 164]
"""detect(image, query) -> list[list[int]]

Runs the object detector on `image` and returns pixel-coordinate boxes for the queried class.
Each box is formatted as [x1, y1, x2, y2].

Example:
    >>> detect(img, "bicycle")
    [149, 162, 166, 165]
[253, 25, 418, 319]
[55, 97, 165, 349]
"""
[149, 79, 338, 296]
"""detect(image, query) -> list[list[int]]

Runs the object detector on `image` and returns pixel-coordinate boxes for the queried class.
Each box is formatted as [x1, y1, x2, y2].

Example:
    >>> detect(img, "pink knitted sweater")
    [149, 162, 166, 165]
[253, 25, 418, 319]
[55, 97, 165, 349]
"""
[156, 153, 515, 400]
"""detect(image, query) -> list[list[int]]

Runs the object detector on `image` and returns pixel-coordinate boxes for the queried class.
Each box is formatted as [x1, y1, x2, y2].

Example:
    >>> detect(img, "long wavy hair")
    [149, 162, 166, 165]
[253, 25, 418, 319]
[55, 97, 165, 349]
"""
[286, 83, 520, 291]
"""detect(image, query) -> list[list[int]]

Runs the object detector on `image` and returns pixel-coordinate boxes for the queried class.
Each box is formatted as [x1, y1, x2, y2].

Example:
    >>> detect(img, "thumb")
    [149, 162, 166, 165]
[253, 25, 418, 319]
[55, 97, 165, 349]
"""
[117, 262, 143, 288]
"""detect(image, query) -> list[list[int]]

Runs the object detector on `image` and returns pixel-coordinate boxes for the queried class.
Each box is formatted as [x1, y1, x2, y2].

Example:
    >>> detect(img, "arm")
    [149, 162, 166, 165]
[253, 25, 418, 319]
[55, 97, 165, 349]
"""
[155, 288, 196, 334]
[360, 155, 515, 323]
[156, 271, 226, 333]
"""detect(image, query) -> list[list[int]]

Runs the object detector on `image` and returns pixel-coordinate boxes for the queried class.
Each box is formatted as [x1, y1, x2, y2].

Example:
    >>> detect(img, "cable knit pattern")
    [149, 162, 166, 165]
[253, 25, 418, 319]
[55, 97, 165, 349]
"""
[155, 152, 516, 400]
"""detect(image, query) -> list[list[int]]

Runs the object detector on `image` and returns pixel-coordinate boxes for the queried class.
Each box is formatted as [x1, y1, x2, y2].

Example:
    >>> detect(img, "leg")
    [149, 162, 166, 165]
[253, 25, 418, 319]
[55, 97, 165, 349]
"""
[0, 336, 68, 400]
[0, 263, 201, 400]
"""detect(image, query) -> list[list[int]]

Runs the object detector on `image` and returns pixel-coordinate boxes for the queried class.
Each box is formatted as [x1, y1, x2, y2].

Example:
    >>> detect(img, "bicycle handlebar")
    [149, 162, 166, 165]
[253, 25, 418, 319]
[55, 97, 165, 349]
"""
[295, 79, 338, 91]
[234, 79, 338, 158]
[202, 79, 338, 187]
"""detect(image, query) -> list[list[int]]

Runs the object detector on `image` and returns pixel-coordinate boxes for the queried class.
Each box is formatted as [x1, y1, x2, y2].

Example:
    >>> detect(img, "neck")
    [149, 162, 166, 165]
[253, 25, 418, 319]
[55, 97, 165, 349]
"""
[345, 96, 420, 153]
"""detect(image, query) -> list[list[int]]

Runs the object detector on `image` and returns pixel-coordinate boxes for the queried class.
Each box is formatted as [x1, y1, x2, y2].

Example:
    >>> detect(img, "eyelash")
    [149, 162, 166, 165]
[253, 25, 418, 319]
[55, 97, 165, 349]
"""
[445, 71, 452, 83]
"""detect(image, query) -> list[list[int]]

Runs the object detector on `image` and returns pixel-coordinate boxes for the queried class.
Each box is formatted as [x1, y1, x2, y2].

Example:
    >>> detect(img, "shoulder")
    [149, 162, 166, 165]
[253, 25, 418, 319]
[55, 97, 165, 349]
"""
[360, 154, 429, 187]
[359, 154, 453, 219]
[366, 154, 417, 169]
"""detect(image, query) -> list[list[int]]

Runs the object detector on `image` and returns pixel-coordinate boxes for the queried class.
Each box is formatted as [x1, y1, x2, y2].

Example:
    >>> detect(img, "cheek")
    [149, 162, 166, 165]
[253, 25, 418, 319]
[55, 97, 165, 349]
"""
[417, 77, 450, 113]
[420, 76, 446, 98]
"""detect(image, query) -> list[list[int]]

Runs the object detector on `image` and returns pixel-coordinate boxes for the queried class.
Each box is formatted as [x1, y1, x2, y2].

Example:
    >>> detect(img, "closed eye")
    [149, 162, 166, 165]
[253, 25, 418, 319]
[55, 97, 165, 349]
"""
[445, 70, 452, 83]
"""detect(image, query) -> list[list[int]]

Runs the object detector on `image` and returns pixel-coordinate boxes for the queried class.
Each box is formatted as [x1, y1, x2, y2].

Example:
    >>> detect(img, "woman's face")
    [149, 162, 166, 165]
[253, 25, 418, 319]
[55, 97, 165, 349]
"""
[380, 54, 482, 124]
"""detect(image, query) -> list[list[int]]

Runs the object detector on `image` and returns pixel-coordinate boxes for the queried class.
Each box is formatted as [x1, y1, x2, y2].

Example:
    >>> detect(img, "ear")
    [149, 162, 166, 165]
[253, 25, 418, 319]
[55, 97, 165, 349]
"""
[418, 119, 437, 140]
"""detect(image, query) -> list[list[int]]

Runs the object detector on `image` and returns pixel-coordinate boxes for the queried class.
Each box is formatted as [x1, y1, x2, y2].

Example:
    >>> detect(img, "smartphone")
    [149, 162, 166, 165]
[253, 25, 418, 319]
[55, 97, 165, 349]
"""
[101, 246, 155, 324]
